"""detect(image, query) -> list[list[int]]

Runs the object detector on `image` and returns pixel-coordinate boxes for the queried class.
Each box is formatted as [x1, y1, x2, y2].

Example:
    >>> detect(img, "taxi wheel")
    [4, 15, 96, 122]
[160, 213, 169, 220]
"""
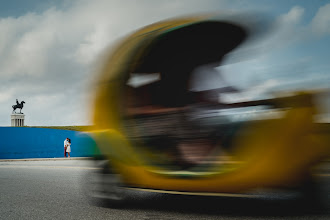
[299, 177, 326, 212]
[84, 159, 127, 207]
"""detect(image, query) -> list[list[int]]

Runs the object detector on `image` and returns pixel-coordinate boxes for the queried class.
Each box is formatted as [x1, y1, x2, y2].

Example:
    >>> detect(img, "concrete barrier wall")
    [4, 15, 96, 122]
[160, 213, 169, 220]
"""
[0, 127, 95, 159]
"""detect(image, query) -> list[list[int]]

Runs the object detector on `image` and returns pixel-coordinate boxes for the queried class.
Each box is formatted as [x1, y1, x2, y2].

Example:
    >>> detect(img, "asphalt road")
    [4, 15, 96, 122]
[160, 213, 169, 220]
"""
[0, 159, 329, 220]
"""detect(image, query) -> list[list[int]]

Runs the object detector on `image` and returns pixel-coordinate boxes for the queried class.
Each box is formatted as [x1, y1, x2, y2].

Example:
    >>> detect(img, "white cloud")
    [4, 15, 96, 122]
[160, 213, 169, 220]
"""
[277, 5, 304, 25]
[0, 0, 230, 126]
[0, 92, 13, 103]
[1, 1, 329, 126]
[259, 5, 305, 52]
[310, 3, 330, 36]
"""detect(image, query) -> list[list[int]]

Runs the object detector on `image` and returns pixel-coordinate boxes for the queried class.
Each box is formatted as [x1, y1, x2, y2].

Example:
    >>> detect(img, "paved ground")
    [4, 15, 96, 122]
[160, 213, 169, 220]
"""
[0, 159, 329, 220]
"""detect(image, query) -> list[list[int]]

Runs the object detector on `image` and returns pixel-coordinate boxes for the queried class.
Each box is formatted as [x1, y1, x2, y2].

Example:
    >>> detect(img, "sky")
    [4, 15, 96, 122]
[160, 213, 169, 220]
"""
[0, 0, 330, 126]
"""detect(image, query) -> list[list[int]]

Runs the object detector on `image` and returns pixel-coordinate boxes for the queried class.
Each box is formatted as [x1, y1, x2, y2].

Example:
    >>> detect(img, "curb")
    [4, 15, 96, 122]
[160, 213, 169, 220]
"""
[0, 157, 92, 162]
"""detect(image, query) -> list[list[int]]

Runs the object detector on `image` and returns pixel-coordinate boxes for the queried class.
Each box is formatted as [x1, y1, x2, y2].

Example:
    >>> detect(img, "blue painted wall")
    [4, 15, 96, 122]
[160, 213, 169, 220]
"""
[0, 127, 95, 159]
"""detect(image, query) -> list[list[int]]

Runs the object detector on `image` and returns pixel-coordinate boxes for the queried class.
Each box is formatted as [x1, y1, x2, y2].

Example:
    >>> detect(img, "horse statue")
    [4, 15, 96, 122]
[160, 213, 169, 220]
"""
[12, 99, 25, 114]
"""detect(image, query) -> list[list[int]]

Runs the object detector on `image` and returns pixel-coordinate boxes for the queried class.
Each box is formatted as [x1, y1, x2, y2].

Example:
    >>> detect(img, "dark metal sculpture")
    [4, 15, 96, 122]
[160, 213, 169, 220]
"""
[12, 99, 25, 114]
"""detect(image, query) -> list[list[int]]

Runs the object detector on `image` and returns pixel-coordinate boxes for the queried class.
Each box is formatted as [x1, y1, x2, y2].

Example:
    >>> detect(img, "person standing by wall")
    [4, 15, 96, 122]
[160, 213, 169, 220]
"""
[66, 138, 71, 158]
[64, 138, 69, 157]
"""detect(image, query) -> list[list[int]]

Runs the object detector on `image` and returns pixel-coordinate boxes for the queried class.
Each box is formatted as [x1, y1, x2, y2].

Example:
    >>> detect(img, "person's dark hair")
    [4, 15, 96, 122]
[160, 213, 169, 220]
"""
[68, 138, 71, 143]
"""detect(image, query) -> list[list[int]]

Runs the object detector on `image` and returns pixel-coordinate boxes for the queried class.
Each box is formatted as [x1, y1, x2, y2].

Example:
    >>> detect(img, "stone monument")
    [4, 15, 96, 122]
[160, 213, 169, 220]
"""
[11, 99, 26, 127]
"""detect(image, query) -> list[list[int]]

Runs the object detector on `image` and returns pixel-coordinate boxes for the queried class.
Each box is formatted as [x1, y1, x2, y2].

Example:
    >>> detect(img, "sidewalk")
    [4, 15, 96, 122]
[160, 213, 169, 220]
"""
[0, 157, 91, 162]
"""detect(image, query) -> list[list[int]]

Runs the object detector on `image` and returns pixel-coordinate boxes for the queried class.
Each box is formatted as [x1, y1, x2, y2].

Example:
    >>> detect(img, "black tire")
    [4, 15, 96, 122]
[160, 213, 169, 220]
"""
[83, 159, 127, 207]
[298, 176, 327, 213]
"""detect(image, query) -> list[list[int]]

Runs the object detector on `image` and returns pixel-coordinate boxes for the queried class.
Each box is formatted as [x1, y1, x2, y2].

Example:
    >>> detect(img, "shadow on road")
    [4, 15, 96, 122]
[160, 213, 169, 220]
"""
[94, 191, 329, 218]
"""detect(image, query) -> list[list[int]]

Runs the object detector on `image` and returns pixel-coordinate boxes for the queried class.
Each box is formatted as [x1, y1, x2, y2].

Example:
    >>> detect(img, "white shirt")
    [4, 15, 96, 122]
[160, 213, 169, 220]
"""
[64, 139, 68, 147]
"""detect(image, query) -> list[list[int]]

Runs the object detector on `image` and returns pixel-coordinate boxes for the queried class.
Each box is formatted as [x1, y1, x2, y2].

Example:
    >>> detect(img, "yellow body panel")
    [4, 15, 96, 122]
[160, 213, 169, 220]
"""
[92, 104, 329, 193]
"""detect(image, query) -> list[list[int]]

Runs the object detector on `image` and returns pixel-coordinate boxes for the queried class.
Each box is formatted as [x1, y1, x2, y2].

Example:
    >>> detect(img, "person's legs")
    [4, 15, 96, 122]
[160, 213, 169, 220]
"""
[68, 152, 70, 158]
[64, 147, 67, 157]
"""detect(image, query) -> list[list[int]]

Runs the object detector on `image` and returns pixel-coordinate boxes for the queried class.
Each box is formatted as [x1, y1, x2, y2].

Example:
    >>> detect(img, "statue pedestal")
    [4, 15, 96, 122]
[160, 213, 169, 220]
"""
[11, 114, 25, 127]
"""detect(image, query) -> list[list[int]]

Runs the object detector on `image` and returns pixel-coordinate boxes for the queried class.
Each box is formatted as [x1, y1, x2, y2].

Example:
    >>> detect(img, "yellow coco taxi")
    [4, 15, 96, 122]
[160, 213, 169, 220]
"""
[83, 14, 330, 206]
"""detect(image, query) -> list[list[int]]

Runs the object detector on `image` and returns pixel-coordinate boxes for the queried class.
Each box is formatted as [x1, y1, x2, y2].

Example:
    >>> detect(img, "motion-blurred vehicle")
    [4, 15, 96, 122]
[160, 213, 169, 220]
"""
[83, 13, 330, 206]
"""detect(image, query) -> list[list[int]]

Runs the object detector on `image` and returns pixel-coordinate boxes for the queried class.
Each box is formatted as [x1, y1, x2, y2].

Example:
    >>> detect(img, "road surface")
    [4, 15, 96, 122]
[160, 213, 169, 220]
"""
[0, 159, 329, 220]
